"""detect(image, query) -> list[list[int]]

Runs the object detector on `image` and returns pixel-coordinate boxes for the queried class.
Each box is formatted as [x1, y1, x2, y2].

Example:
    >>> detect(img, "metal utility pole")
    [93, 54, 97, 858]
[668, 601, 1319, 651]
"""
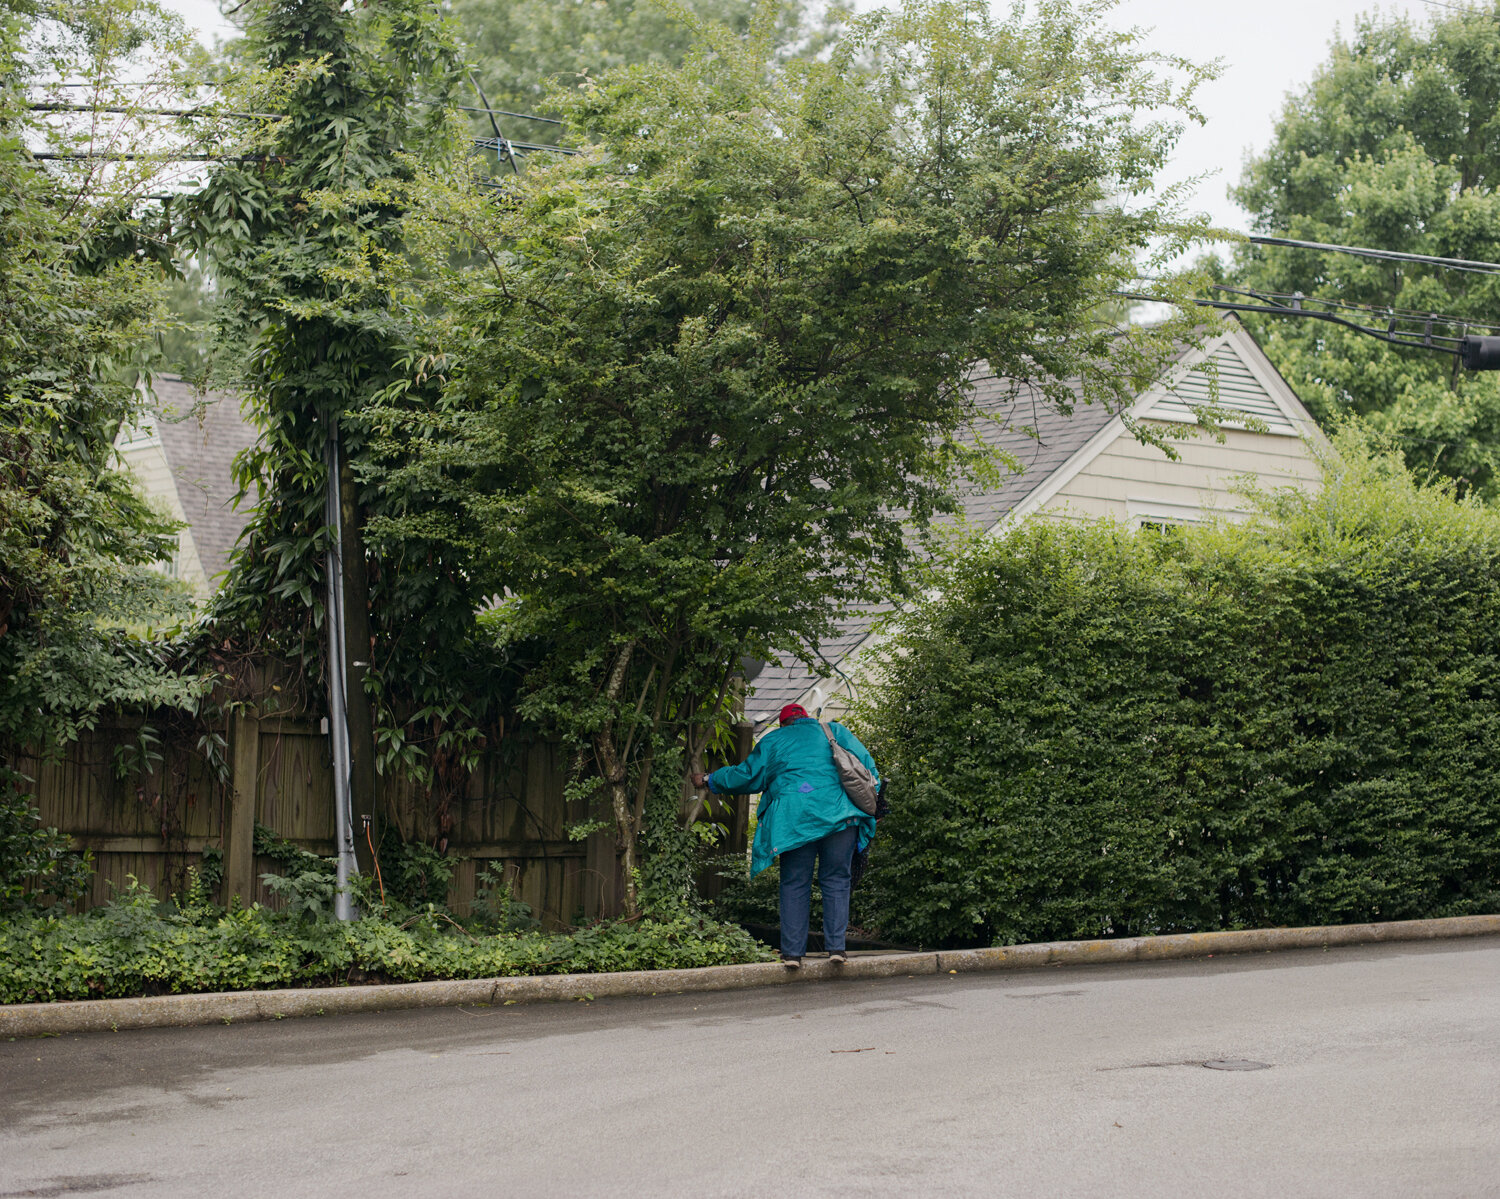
[323, 427, 359, 920]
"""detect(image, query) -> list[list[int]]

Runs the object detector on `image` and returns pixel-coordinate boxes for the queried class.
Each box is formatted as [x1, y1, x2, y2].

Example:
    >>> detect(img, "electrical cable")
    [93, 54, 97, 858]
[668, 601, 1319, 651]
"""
[416, 99, 564, 125]
[29, 136, 568, 163]
[1118, 291, 1469, 357]
[31, 93, 566, 127]
[472, 136, 579, 156]
[1205, 284, 1500, 333]
[1245, 234, 1500, 276]
[466, 71, 521, 176]
[364, 816, 386, 907]
[29, 151, 229, 161]
[27, 102, 278, 119]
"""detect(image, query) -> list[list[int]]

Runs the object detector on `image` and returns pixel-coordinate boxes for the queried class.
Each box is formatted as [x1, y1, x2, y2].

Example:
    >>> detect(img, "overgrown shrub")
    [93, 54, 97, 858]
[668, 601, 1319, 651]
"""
[0, 877, 772, 1003]
[857, 435, 1500, 947]
[254, 823, 457, 919]
[470, 864, 539, 933]
[0, 769, 92, 914]
[378, 835, 456, 910]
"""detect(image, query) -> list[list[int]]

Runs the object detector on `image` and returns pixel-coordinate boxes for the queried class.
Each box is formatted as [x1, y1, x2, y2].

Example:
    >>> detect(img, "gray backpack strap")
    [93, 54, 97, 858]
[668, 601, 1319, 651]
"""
[820, 720, 879, 816]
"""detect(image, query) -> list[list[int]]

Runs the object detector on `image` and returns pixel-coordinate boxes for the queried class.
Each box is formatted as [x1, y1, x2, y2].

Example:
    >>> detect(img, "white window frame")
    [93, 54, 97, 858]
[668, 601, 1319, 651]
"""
[1126, 497, 1221, 529]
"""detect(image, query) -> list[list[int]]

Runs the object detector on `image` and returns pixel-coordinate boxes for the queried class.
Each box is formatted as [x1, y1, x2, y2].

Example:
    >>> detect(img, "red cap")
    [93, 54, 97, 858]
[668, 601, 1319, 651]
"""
[779, 703, 809, 725]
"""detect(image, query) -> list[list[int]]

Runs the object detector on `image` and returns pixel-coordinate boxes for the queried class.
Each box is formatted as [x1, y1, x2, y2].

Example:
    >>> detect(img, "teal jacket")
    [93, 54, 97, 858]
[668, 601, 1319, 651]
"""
[706, 718, 878, 876]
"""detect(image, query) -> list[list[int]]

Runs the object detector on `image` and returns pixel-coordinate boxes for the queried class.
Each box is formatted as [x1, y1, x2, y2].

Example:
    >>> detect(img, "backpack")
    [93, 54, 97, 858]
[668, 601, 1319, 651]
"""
[820, 721, 879, 815]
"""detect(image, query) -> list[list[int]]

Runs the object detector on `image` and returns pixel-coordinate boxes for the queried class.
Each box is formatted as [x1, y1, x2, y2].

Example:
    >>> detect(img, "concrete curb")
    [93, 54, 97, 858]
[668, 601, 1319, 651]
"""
[4, 913, 1497, 1038]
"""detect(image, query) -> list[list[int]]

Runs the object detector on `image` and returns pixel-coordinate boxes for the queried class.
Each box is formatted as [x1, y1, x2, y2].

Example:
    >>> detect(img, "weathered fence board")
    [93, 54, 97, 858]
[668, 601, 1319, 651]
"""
[13, 704, 756, 928]
[13, 715, 616, 927]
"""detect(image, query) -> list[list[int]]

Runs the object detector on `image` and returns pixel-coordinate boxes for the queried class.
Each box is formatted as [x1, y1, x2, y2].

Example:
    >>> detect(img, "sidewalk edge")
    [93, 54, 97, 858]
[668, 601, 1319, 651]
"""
[4, 913, 1497, 1037]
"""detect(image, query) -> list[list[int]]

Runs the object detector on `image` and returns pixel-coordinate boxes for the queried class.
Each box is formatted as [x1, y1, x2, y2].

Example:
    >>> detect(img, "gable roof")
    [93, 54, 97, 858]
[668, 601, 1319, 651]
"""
[744, 318, 1321, 727]
[744, 374, 1117, 726]
[149, 377, 260, 585]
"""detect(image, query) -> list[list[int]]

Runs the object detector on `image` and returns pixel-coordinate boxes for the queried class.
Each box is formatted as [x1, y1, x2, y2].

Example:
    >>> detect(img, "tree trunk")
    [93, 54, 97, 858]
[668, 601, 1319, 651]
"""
[594, 641, 639, 917]
[680, 728, 708, 828]
[338, 451, 378, 870]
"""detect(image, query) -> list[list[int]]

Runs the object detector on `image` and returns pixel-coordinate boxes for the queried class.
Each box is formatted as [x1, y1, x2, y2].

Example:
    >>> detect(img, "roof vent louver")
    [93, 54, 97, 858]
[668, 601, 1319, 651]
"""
[1143, 341, 1298, 436]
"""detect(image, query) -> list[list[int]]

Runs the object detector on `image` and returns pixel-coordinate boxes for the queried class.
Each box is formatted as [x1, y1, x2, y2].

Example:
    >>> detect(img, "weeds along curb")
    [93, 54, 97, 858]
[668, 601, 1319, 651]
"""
[4, 912, 1498, 1038]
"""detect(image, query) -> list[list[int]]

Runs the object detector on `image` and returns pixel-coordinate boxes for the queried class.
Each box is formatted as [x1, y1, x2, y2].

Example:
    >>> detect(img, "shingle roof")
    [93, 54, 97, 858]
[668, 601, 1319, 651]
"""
[150, 376, 260, 585]
[744, 369, 1118, 726]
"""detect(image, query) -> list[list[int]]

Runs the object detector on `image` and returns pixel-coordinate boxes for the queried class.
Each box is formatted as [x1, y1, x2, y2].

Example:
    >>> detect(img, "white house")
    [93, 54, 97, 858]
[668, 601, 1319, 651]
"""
[114, 376, 259, 600]
[745, 316, 1326, 728]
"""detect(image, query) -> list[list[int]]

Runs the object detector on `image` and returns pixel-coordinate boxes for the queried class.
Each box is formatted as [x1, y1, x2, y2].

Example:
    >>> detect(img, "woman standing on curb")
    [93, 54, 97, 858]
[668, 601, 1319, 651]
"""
[690, 703, 879, 968]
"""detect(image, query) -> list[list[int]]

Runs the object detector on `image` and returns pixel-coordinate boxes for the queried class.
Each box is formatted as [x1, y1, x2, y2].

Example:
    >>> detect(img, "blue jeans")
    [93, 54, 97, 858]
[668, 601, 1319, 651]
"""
[779, 823, 859, 958]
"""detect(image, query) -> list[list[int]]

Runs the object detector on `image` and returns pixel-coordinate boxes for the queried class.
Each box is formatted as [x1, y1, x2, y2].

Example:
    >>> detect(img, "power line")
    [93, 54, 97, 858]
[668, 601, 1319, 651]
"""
[32, 135, 574, 162]
[1207, 284, 1500, 335]
[1413, 0, 1485, 13]
[34, 90, 568, 130]
[29, 151, 230, 161]
[1121, 291, 1500, 369]
[472, 136, 579, 156]
[1122, 292, 1465, 353]
[27, 102, 277, 119]
[416, 99, 564, 126]
[456, 104, 562, 126]
[464, 72, 521, 176]
[1245, 234, 1500, 276]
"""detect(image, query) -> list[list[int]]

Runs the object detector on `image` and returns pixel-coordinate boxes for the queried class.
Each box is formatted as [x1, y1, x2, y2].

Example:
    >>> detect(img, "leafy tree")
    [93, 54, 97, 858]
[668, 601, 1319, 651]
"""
[1228, 2, 1500, 497]
[454, 0, 851, 154]
[368, 0, 1215, 914]
[0, 0, 212, 754]
[185, 0, 512, 856]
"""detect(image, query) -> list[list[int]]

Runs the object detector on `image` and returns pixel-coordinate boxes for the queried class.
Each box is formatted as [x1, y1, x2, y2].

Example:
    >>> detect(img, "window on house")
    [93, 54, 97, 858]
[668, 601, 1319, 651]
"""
[1126, 497, 1209, 531]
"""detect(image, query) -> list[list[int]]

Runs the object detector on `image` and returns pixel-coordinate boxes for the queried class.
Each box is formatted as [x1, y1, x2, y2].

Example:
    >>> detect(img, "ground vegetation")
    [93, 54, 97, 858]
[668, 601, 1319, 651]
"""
[0, 872, 770, 1003]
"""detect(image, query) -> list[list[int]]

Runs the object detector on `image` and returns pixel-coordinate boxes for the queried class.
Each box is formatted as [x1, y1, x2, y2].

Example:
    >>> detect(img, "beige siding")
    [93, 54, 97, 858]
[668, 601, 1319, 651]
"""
[1035, 424, 1321, 526]
[115, 441, 211, 597]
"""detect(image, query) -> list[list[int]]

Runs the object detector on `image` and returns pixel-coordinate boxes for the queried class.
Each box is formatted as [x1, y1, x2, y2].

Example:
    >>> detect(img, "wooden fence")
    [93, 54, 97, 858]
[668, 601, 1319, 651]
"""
[14, 713, 751, 927]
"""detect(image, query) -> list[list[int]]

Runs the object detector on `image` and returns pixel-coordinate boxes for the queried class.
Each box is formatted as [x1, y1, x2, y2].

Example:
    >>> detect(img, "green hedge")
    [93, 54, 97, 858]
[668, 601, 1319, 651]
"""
[858, 439, 1500, 947]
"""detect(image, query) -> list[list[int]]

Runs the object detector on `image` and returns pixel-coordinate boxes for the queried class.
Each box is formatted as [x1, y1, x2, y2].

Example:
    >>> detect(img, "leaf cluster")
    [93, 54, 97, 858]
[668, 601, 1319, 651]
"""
[0, 769, 92, 915]
[1227, 2, 1500, 497]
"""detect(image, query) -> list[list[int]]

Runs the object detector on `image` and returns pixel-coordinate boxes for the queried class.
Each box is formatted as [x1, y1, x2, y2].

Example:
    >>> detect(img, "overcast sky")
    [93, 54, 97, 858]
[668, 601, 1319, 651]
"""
[1109, 0, 1442, 234]
[160, 0, 1447, 234]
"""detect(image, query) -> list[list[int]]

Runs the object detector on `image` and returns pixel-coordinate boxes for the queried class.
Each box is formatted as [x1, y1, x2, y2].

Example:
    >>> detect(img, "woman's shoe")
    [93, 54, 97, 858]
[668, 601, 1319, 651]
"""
[827, 950, 847, 965]
[780, 954, 802, 969]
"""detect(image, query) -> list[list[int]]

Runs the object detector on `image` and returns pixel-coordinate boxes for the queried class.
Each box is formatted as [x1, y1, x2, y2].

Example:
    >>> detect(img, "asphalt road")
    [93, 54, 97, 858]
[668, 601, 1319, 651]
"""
[3, 937, 1498, 1198]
